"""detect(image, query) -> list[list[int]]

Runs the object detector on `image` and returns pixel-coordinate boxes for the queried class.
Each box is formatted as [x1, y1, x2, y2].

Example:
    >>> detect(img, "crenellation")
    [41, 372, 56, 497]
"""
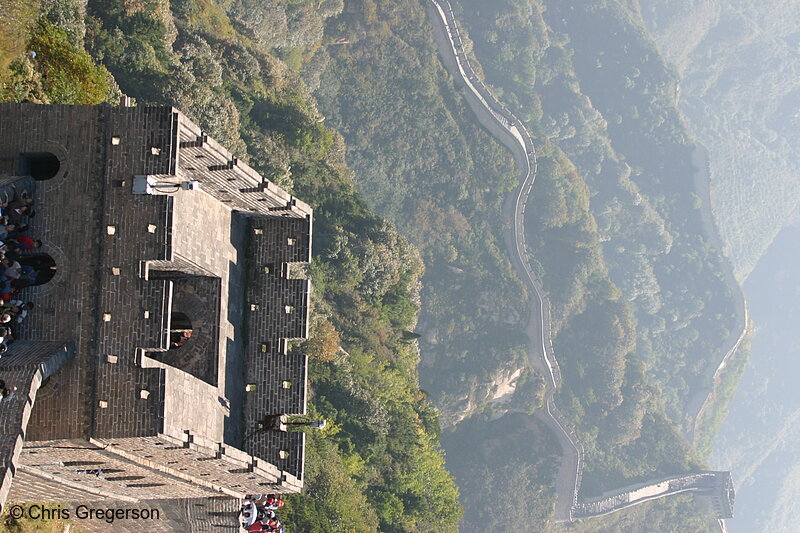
[0, 104, 313, 521]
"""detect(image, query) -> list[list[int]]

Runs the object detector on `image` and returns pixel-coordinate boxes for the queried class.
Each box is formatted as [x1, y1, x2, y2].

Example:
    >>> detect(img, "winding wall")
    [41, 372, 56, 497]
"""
[426, 0, 737, 523]
[425, 0, 582, 520]
[686, 146, 749, 442]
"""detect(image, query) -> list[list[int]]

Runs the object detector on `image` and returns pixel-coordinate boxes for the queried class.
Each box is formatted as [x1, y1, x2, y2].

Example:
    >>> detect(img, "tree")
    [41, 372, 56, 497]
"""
[305, 319, 340, 362]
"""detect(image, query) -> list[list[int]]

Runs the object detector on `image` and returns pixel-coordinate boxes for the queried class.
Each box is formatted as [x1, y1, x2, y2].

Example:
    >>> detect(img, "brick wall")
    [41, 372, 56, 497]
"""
[0, 342, 75, 509]
[11, 433, 293, 502]
[13, 439, 216, 501]
[175, 113, 311, 220]
[0, 105, 179, 441]
[8, 473, 240, 533]
[242, 215, 311, 482]
[146, 275, 221, 385]
[1, 104, 108, 441]
[0, 103, 312, 503]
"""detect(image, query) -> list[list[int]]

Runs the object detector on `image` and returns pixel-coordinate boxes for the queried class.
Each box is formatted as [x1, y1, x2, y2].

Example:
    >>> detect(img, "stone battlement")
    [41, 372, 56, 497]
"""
[0, 103, 313, 517]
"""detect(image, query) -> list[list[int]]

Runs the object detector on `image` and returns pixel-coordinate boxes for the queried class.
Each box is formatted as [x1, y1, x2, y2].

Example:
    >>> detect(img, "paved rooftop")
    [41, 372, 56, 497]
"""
[0, 103, 313, 512]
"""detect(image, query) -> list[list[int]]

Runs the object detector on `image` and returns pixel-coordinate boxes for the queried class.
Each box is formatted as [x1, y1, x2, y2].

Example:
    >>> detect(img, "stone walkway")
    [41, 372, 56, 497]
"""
[143, 188, 247, 444]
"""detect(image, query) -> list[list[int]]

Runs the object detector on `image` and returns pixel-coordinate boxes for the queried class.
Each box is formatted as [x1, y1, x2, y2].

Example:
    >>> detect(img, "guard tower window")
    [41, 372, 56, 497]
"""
[169, 311, 192, 349]
[19, 254, 57, 286]
[18, 152, 60, 181]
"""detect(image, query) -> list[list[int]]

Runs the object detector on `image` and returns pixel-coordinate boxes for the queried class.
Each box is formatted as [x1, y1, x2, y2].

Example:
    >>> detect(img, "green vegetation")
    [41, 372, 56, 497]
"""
[442, 413, 561, 532]
[26, 19, 116, 104]
[693, 320, 753, 459]
[448, 0, 741, 495]
[522, 137, 703, 495]
[0, 0, 461, 531]
[313, 0, 530, 428]
[457, 0, 738, 423]
[286, 177, 460, 531]
[1, 1, 116, 105]
[641, 0, 800, 281]
[0, 0, 746, 529]
[0, 0, 39, 78]
[0, 504, 72, 533]
[307, 0, 741, 527]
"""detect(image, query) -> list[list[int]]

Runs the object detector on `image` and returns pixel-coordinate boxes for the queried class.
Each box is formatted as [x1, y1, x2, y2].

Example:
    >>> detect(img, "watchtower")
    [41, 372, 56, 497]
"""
[0, 103, 313, 523]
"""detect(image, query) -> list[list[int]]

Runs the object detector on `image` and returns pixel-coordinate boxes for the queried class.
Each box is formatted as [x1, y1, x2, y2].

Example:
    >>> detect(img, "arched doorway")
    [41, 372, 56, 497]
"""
[19, 254, 56, 286]
[18, 152, 60, 181]
[169, 311, 193, 349]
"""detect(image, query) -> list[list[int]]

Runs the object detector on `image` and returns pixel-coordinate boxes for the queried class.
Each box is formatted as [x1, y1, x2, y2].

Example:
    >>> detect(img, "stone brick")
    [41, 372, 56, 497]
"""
[0, 104, 313, 521]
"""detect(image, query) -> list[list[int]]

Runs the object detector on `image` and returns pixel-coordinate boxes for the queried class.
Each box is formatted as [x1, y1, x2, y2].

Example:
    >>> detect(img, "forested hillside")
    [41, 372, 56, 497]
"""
[0, 1, 461, 531]
[308, 0, 740, 529]
[455, 0, 740, 432]
[637, 5, 800, 532]
[1, 0, 747, 530]
[313, 0, 538, 425]
[639, 0, 800, 280]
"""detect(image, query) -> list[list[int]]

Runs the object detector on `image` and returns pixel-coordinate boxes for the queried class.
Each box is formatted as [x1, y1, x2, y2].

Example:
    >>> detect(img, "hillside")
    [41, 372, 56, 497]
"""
[0, 0, 461, 531]
[636, 4, 800, 531]
[309, 0, 741, 528]
[312, 0, 533, 426]
[712, 227, 800, 533]
[0, 0, 749, 530]
[638, 0, 800, 280]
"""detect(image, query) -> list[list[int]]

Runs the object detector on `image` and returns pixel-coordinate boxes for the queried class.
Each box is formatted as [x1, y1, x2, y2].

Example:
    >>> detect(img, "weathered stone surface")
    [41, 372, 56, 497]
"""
[0, 103, 312, 519]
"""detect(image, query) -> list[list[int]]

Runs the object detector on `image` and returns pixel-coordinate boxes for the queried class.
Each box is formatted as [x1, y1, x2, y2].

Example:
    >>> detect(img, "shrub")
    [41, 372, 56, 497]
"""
[0, 0, 39, 79]
[28, 18, 117, 104]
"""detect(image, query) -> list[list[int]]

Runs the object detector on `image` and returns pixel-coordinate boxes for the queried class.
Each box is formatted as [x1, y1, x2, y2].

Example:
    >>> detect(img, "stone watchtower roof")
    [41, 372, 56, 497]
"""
[0, 103, 312, 512]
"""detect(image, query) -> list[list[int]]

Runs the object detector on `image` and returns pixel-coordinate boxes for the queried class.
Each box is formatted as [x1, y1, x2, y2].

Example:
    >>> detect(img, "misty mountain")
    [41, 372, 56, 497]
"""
[639, 0, 800, 280]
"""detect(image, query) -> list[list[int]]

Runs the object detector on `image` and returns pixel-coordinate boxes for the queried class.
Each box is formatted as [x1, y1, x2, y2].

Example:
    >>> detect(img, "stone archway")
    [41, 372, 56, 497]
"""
[18, 141, 70, 193]
[18, 153, 59, 181]
[20, 244, 66, 295]
[19, 253, 57, 286]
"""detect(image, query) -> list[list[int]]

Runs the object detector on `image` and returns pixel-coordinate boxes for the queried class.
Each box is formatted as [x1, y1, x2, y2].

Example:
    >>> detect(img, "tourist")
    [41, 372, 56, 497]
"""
[0, 304, 21, 320]
[170, 330, 192, 349]
[0, 327, 13, 345]
[0, 279, 10, 300]
[258, 509, 276, 522]
[9, 302, 33, 323]
[3, 258, 22, 280]
[0, 225, 16, 240]
[247, 518, 282, 532]
[249, 494, 284, 510]
[263, 495, 284, 510]
[0, 378, 16, 401]
[10, 279, 29, 294]
[5, 184, 33, 210]
[19, 266, 36, 284]
[11, 235, 41, 251]
[7, 205, 30, 225]
[8, 223, 28, 238]
[1, 240, 21, 255]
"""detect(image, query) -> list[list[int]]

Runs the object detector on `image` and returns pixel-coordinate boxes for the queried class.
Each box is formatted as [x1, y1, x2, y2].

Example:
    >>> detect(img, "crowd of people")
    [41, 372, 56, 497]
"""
[0, 184, 41, 391]
[241, 494, 286, 532]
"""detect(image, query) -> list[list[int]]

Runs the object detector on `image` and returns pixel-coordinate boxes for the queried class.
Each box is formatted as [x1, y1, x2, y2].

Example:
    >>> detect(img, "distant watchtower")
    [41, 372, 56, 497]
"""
[0, 103, 313, 525]
[571, 471, 735, 521]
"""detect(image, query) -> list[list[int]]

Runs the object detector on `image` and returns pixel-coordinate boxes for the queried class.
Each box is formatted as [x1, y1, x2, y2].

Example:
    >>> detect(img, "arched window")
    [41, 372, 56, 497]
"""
[18, 152, 60, 181]
[169, 311, 192, 350]
[18, 253, 56, 286]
